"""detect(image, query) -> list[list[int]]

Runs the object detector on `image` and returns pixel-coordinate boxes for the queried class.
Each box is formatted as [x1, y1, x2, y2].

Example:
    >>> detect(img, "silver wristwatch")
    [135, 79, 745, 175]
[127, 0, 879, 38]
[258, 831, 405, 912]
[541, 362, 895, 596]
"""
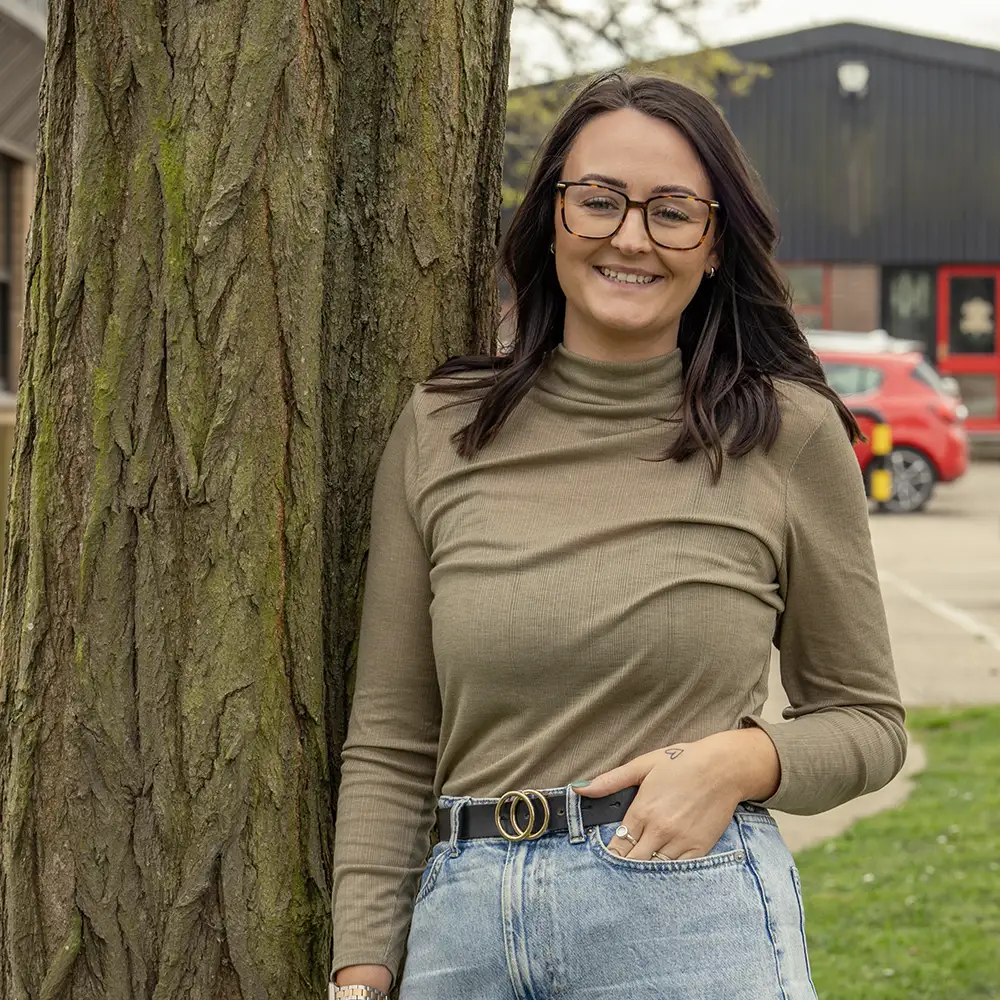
[330, 986, 390, 1000]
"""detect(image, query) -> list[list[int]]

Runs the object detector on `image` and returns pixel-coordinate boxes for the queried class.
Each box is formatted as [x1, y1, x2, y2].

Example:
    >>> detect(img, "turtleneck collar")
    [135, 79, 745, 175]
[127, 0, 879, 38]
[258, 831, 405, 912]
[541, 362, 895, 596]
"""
[534, 342, 685, 418]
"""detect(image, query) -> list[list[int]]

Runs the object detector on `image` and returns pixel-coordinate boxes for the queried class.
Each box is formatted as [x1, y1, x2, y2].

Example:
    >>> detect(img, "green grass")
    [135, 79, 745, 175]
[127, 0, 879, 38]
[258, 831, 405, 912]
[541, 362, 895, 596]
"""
[796, 706, 1000, 998]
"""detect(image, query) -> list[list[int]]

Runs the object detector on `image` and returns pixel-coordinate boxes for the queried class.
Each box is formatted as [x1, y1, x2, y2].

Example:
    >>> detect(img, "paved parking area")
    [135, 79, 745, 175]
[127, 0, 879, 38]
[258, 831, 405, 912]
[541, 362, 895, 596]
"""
[871, 460, 1000, 706]
[766, 460, 1000, 850]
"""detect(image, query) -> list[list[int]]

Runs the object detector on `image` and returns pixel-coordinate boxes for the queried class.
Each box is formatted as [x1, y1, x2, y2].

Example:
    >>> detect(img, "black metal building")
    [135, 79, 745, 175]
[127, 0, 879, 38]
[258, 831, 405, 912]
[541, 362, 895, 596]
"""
[720, 23, 1000, 265]
[716, 23, 1000, 431]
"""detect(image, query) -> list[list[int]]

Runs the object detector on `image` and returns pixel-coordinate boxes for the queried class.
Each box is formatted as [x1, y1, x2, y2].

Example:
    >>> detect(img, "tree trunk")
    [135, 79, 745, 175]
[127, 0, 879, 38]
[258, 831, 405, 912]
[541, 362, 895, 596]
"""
[0, 0, 512, 997]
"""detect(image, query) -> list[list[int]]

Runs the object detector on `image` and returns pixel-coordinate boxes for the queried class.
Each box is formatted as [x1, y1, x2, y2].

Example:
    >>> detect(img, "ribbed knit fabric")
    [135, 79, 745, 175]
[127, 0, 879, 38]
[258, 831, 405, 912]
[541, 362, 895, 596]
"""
[331, 344, 906, 980]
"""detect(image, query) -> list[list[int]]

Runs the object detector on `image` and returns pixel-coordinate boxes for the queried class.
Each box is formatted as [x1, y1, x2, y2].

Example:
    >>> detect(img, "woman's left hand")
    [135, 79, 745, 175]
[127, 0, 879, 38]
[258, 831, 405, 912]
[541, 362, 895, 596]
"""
[573, 728, 780, 861]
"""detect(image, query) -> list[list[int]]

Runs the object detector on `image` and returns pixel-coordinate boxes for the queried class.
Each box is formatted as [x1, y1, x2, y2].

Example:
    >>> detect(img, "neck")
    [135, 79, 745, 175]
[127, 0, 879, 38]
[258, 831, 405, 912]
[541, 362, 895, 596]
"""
[535, 339, 684, 418]
[561, 317, 681, 362]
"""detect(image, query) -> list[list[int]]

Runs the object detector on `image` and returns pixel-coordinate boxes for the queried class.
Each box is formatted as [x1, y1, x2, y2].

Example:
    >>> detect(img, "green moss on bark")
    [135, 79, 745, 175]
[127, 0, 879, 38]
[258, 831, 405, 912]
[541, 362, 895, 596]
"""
[0, 2, 513, 998]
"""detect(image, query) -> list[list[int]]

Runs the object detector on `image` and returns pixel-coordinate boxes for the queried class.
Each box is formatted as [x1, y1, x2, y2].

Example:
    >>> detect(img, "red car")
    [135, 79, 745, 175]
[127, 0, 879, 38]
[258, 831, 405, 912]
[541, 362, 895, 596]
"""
[811, 338, 969, 512]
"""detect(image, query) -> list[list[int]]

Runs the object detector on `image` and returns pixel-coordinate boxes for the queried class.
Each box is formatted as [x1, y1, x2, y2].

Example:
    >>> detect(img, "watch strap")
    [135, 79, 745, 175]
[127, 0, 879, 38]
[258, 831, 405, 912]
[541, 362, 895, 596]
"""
[330, 985, 390, 1000]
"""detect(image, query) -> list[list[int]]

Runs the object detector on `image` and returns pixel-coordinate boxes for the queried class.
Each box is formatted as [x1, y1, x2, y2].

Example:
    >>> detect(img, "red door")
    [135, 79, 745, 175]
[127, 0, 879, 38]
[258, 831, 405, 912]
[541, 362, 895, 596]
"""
[937, 267, 1000, 433]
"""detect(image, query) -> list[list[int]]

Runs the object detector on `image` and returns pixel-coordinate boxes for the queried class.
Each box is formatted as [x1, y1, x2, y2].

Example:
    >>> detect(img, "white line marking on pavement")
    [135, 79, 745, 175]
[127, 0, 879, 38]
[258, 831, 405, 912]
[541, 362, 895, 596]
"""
[880, 569, 1000, 655]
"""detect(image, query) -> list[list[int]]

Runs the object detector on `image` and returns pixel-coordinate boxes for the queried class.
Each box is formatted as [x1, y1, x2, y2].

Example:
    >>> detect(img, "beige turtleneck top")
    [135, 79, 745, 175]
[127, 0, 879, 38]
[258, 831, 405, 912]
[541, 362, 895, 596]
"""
[331, 344, 906, 980]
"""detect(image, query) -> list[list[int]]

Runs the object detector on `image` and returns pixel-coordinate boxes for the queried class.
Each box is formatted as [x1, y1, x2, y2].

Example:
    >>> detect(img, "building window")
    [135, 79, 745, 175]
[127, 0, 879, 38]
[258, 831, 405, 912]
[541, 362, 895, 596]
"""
[0, 156, 12, 391]
[783, 264, 831, 329]
[881, 267, 937, 360]
[946, 275, 996, 357]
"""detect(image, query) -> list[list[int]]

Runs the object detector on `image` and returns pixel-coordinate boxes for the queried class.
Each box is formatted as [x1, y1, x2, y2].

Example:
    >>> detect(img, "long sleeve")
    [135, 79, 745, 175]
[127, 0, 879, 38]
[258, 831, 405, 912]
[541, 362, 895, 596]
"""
[744, 403, 907, 815]
[331, 396, 441, 981]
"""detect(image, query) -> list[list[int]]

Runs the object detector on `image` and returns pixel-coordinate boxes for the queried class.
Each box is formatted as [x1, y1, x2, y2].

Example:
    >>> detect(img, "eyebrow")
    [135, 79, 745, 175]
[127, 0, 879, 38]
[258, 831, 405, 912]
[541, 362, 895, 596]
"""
[577, 172, 703, 198]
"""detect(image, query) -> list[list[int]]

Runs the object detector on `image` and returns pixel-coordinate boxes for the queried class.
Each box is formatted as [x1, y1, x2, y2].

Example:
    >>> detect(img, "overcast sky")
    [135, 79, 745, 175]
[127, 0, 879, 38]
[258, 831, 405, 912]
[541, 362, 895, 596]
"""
[699, 0, 1000, 49]
[511, 0, 1000, 83]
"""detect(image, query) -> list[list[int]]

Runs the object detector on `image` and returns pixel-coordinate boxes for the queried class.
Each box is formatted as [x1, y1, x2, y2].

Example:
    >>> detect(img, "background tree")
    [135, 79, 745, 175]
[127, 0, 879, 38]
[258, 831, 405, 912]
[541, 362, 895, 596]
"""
[503, 49, 767, 219]
[0, 1, 512, 997]
[505, 0, 768, 217]
[510, 0, 759, 84]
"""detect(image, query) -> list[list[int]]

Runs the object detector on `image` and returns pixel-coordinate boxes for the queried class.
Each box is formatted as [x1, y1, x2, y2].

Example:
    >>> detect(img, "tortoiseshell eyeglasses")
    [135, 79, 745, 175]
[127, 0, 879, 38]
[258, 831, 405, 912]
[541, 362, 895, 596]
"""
[555, 181, 719, 251]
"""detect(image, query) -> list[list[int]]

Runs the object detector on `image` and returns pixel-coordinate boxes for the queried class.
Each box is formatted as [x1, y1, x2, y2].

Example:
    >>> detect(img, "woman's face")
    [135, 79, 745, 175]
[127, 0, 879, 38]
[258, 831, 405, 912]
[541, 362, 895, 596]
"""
[554, 107, 720, 360]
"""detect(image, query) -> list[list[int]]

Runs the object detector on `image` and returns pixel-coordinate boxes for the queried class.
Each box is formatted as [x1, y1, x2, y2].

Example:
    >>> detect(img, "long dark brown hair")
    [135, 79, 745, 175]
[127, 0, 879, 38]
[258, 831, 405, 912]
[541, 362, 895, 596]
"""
[427, 72, 859, 477]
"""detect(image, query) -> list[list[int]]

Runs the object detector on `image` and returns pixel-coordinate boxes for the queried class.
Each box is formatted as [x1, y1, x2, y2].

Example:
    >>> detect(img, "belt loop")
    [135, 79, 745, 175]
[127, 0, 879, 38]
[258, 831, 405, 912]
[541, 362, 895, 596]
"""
[565, 785, 586, 844]
[447, 797, 471, 856]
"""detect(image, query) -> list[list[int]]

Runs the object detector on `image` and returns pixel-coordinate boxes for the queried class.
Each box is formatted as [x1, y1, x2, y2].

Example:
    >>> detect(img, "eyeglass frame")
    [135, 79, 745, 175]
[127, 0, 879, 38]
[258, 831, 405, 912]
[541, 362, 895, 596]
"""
[555, 180, 720, 251]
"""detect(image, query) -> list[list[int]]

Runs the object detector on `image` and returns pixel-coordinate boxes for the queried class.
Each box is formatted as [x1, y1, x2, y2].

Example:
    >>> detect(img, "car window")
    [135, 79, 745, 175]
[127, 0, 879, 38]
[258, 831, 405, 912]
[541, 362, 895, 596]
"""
[911, 360, 946, 393]
[822, 362, 884, 397]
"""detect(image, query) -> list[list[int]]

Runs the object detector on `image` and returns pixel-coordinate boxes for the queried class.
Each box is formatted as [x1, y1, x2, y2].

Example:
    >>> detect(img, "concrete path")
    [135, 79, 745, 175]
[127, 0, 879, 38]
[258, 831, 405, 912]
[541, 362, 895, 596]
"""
[766, 461, 1000, 852]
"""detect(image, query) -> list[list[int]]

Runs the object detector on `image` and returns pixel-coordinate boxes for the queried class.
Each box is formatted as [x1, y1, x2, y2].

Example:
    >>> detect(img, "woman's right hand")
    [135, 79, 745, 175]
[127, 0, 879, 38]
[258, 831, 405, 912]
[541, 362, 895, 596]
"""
[333, 965, 392, 994]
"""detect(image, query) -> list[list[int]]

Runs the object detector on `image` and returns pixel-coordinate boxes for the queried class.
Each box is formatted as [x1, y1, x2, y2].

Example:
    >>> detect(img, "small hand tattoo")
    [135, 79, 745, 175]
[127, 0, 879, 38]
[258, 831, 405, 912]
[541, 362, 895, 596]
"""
[663, 748, 684, 760]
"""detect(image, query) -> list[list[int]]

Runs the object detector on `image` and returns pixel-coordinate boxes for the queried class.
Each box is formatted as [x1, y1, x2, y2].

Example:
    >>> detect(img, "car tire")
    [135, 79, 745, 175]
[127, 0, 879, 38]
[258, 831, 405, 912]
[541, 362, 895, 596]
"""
[869, 446, 937, 513]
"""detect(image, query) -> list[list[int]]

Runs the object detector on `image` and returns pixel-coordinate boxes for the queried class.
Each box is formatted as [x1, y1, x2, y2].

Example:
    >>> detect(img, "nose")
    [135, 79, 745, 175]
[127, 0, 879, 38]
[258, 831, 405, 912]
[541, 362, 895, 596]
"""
[610, 204, 652, 254]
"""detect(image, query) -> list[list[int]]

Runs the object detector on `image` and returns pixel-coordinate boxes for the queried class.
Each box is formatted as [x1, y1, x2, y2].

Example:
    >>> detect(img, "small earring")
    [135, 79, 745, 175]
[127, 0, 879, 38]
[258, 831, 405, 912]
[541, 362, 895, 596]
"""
[550, 243, 555, 254]
[707, 266, 716, 278]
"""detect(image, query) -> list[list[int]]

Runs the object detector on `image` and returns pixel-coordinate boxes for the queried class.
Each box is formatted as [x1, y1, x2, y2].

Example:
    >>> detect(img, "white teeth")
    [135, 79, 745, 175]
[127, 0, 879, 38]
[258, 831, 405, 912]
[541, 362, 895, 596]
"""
[597, 267, 657, 284]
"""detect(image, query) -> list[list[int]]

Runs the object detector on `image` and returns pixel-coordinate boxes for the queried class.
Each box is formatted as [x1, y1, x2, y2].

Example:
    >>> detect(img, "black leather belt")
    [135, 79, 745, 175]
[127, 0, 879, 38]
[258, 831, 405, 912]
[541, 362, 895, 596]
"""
[437, 786, 639, 842]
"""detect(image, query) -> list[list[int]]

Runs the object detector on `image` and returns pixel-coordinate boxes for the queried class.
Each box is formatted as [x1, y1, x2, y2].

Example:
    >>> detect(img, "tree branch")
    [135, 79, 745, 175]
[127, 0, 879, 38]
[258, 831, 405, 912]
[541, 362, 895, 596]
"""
[511, 0, 758, 83]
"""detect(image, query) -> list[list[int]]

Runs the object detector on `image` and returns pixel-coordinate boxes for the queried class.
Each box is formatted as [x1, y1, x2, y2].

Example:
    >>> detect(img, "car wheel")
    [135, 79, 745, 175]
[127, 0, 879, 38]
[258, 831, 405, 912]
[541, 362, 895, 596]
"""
[872, 447, 937, 513]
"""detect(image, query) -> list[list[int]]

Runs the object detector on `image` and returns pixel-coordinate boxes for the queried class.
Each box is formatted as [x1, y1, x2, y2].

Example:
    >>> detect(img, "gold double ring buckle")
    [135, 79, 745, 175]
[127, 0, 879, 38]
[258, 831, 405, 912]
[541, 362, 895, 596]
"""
[494, 789, 551, 842]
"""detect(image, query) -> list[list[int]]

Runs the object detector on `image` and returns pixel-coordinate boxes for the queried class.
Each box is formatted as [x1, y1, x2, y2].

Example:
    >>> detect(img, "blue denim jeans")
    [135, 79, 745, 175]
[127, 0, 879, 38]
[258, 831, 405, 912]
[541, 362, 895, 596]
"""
[400, 786, 818, 999]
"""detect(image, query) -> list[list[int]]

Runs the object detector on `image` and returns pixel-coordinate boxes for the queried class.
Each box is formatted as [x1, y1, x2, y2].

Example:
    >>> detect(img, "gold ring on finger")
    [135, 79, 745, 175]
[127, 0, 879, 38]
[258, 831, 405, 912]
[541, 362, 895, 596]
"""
[651, 850, 672, 861]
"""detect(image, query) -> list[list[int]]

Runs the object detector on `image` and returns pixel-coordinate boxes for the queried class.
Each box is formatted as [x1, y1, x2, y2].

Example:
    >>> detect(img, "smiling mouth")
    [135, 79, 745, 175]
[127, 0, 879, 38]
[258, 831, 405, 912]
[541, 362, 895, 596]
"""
[594, 266, 663, 286]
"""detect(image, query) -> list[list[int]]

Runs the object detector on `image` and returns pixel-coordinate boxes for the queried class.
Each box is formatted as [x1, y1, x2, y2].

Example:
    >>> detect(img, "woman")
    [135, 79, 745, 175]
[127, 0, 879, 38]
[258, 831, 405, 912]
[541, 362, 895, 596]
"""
[330, 73, 906, 1000]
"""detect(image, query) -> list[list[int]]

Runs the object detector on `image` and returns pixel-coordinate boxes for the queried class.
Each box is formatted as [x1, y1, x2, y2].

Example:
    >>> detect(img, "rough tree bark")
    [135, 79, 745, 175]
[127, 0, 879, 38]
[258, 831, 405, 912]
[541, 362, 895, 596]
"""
[0, 0, 512, 997]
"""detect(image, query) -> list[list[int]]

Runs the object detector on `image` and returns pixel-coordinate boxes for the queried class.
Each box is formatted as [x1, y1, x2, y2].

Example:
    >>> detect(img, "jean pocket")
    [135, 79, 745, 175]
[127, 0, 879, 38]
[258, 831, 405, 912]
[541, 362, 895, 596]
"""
[587, 822, 746, 873]
[414, 842, 450, 906]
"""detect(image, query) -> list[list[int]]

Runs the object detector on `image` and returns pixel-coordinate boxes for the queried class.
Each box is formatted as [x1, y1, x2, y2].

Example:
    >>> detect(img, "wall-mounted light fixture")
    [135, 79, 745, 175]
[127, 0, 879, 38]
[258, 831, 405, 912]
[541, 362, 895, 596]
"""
[837, 60, 870, 98]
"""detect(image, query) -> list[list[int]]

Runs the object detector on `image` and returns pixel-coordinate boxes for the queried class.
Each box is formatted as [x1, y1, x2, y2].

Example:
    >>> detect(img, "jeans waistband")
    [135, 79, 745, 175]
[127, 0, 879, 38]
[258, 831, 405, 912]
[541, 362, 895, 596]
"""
[436, 785, 773, 852]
